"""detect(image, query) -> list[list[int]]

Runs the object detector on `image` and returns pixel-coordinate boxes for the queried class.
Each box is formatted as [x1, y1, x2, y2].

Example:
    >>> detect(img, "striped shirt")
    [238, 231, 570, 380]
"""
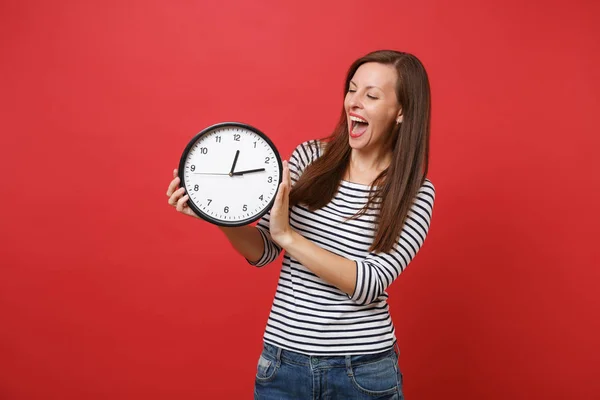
[248, 140, 436, 355]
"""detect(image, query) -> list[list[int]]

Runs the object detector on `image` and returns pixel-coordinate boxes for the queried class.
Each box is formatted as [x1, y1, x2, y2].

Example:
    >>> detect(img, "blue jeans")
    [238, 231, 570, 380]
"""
[254, 342, 405, 399]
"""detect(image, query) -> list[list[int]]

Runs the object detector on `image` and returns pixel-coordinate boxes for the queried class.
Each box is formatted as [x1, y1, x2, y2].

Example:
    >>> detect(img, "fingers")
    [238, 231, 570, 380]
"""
[166, 177, 180, 197]
[274, 161, 290, 210]
[166, 168, 196, 217]
[168, 187, 186, 206]
[273, 181, 283, 208]
[284, 160, 291, 187]
[282, 161, 290, 206]
[166, 169, 180, 197]
[274, 184, 285, 212]
[176, 194, 189, 212]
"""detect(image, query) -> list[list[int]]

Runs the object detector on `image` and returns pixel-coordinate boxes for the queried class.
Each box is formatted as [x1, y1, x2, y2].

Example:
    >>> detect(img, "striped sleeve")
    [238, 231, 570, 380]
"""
[246, 140, 322, 267]
[246, 212, 281, 267]
[350, 180, 436, 305]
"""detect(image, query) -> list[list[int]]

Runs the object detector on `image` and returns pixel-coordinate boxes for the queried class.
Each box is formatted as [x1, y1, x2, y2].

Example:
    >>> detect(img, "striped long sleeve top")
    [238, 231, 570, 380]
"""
[247, 140, 436, 356]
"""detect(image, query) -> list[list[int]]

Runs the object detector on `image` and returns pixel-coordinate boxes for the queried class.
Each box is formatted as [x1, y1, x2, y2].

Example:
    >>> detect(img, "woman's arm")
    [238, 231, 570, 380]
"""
[270, 161, 436, 304]
[217, 225, 264, 265]
[167, 167, 282, 267]
[227, 140, 320, 267]
[278, 230, 358, 296]
[269, 161, 357, 296]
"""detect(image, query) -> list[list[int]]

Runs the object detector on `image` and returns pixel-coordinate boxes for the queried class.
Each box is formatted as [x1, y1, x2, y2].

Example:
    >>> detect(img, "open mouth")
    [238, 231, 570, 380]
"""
[349, 115, 369, 137]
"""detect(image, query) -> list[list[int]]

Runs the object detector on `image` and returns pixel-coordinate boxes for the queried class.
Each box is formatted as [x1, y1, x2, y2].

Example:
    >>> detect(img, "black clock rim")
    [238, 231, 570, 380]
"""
[177, 121, 283, 227]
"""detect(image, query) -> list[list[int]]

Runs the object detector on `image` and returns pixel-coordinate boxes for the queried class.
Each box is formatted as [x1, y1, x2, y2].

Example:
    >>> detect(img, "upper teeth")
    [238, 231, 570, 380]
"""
[350, 116, 367, 124]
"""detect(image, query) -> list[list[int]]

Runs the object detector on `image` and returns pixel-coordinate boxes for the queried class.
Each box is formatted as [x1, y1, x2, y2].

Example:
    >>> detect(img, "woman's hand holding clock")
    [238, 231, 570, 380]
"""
[269, 160, 294, 247]
[166, 158, 270, 217]
[167, 158, 290, 226]
[166, 169, 197, 218]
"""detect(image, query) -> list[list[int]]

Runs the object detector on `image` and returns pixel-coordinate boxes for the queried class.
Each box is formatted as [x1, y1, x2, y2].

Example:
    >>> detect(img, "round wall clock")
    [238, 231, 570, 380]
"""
[178, 122, 283, 227]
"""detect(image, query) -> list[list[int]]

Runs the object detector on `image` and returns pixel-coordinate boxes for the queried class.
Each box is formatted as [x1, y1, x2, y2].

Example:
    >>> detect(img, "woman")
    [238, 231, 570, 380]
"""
[166, 50, 435, 399]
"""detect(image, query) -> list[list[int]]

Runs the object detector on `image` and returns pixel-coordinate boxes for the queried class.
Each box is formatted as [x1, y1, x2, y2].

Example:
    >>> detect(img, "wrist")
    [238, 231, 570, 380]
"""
[273, 228, 297, 249]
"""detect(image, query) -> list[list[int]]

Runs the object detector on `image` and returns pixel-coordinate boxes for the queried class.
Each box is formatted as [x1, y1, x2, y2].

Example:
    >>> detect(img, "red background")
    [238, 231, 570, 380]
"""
[1, 0, 599, 399]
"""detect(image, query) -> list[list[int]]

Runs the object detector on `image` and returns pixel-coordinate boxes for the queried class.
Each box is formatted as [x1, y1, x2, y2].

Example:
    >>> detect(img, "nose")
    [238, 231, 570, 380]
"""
[347, 92, 363, 109]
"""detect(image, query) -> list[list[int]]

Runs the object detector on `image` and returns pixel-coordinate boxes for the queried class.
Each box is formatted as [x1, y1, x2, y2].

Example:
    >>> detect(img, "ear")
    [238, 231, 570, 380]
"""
[396, 110, 403, 124]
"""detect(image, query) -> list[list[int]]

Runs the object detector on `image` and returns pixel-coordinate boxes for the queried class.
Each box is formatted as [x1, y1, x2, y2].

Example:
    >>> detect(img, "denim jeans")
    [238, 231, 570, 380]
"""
[254, 342, 405, 399]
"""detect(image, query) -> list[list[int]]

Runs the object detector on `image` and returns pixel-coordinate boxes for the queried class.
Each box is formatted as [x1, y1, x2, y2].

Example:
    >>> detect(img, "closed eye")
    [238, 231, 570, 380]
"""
[367, 94, 378, 100]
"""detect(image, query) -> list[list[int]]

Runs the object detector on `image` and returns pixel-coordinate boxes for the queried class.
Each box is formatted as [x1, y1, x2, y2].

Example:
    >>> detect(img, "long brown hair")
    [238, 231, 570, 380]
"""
[289, 50, 431, 253]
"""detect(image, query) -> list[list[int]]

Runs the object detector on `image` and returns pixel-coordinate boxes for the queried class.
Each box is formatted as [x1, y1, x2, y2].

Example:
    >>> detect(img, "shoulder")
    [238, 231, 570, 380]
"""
[289, 139, 325, 170]
[416, 178, 436, 207]
[421, 178, 435, 195]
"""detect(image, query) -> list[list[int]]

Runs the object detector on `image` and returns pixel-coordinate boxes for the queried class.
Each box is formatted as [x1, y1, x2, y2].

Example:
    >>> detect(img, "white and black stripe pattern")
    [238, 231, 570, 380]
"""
[247, 140, 435, 355]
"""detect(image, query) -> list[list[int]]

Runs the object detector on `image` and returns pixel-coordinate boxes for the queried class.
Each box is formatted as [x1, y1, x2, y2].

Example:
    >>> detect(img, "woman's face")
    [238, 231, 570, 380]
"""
[344, 62, 403, 153]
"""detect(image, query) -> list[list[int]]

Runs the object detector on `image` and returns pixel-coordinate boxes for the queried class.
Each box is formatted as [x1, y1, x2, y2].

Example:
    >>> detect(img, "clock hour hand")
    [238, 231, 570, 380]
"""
[232, 168, 266, 176]
[229, 150, 240, 176]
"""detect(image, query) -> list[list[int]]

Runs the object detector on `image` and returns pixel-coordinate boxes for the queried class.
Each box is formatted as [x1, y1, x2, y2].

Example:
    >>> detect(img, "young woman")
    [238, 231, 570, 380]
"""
[166, 50, 435, 399]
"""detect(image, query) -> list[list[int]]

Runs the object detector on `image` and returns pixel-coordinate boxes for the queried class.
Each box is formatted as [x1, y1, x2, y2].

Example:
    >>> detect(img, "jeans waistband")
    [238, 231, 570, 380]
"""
[261, 342, 398, 368]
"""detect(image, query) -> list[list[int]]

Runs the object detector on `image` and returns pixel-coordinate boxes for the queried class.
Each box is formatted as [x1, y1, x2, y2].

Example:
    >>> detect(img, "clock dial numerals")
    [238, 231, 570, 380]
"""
[180, 124, 281, 226]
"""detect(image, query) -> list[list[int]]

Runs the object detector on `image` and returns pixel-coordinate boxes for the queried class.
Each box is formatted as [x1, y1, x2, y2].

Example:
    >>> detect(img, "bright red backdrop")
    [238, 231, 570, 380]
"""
[1, 0, 599, 399]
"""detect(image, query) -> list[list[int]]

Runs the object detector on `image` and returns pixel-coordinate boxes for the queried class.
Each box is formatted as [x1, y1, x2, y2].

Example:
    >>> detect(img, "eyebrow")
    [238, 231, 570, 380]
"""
[349, 80, 383, 90]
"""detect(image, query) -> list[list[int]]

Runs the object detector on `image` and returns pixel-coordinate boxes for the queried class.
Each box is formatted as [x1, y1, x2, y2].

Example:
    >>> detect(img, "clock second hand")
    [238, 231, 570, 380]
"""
[192, 168, 266, 176]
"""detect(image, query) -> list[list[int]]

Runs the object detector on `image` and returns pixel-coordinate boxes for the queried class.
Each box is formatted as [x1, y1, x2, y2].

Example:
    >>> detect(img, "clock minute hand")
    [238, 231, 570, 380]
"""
[232, 168, 266, 176]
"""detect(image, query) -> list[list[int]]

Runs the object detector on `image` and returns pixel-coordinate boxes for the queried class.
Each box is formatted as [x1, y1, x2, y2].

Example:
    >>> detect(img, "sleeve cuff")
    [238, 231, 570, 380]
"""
[349, 260, 364, 302]
[246, 225, 270, 267]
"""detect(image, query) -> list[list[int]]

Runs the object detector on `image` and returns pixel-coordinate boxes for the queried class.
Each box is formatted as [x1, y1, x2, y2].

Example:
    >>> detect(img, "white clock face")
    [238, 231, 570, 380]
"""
[180, 124, 282, 226]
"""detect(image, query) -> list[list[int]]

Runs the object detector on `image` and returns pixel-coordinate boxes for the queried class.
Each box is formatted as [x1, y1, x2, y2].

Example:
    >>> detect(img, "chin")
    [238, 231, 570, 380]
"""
[348, 133, 372, 150]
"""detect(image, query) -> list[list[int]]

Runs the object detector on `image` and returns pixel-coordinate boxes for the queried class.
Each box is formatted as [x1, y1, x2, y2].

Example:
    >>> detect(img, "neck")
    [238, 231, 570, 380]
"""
[343, 146, 392, 185]
[349, 147, 392, 174]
